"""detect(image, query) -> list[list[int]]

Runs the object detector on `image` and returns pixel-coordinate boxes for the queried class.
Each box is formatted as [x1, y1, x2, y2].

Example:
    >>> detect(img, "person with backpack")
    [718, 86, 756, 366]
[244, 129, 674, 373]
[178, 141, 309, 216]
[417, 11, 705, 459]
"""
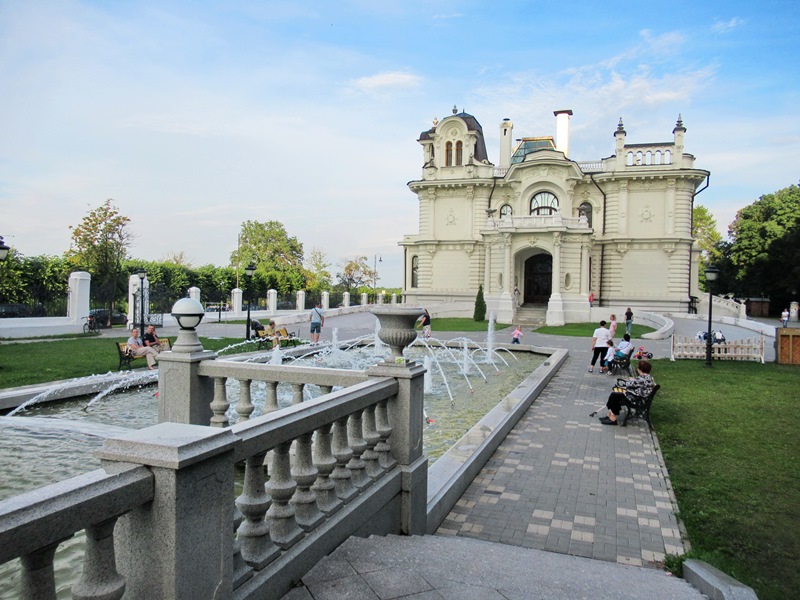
[309, 303, 325, 345]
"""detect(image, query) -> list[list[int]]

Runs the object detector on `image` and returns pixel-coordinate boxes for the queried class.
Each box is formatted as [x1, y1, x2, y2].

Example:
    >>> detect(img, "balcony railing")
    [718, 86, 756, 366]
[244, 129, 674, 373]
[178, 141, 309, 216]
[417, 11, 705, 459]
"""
[485, 213, 590, 231]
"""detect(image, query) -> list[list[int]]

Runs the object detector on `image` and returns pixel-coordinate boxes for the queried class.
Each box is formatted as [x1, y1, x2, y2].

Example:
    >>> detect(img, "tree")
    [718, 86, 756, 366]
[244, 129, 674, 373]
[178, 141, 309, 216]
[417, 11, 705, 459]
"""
[728, 183, 800, 299]
[473, 285, 486, 321]
[337, 256, 375, 292]
[230, 220, 306, 294]
[693, 205, 723, 264]
[304, 248, 332, 292]
[67, 200, 131, 324]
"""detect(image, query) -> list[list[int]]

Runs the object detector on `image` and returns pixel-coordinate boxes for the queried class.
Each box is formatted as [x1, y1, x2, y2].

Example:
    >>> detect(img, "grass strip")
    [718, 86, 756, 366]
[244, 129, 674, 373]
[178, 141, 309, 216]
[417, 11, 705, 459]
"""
[652, 360, 800, 600]
[534, 322, 654, 337]
[429, 318, 510, 332]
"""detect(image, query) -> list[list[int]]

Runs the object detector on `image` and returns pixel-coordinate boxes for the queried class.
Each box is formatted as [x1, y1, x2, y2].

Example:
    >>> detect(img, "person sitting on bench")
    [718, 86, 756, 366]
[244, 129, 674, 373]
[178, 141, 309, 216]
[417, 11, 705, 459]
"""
[599, 359, 654, 425]
[615, 333, 634, 360]
[263, 320, 280, 348]
[127, 328, 159, 370]
[143, 324, 163, 353]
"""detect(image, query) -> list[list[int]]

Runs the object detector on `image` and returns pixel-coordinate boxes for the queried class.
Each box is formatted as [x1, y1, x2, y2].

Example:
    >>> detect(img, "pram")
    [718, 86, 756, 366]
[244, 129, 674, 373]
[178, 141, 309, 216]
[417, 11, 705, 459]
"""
[696, 330, 726, 344]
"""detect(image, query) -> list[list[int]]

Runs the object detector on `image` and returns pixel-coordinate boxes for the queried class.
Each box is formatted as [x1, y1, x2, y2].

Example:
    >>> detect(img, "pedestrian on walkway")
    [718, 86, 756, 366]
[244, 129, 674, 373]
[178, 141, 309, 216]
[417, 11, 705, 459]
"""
[309, 303, 325, 345]
[511, 325, 524, 344]
[416, 309, 432, 338]
[609, 314, 618, 338]
[625, 307, 634, 335]
[781, 308, 789, 328]
[588, 320, 611, 373]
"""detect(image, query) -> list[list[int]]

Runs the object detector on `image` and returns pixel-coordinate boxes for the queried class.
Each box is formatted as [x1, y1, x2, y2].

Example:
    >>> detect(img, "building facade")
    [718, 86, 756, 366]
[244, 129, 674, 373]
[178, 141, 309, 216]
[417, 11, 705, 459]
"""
[400, 108, 709, 324]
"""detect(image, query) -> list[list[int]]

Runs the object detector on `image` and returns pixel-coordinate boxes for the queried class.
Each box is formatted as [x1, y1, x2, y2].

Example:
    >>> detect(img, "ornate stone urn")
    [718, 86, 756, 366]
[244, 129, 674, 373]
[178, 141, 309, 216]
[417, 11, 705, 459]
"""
[371, 306, 425, 363]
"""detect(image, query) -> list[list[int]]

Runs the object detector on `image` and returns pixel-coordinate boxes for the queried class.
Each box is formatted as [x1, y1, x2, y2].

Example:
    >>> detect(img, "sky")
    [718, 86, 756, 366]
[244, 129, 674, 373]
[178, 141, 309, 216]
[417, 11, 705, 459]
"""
[1, 1, 798, 288]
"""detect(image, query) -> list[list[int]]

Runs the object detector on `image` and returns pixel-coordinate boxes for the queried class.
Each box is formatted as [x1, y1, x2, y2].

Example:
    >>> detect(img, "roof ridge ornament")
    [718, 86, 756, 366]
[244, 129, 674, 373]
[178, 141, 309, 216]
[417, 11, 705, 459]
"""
[452, 105, 458, 115]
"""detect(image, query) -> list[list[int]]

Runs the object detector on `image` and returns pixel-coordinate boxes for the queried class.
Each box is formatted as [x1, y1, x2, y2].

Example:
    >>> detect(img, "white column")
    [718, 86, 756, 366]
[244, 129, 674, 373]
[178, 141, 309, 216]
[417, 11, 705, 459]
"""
[188, 287, 201, 302]
[503, 235, 512, 296]
[483, 242, 491, 294]
[267, 289, 277, 313]
[322, 291, 330, 310]
[231, 288, 243, 314]
[296, 290, 306, 311]
[68, 271, 91, 325]
[580, 242, 590, 296]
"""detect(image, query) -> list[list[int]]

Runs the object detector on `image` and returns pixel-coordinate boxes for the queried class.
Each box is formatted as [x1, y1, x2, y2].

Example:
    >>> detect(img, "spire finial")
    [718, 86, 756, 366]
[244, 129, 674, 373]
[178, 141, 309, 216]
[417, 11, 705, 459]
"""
[452, 105, 458, 115]
[616, 117, 625, 132]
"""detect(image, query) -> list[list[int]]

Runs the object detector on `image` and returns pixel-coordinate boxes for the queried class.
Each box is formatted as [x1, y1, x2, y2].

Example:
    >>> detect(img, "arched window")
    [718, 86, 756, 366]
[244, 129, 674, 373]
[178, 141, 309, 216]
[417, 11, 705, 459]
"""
[411, 256, 419, 288]
[445, 142, 453, 167]
[456, 141, 463, 166]
[578, 202, 593, 228]
[530, 191, 559, 215]
[499, 204, 513, 219]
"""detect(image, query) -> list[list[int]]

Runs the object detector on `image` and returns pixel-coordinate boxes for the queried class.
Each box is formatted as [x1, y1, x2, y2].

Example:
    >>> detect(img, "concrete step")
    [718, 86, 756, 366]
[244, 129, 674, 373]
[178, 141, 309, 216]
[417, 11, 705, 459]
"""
[289, 534, 705, 599]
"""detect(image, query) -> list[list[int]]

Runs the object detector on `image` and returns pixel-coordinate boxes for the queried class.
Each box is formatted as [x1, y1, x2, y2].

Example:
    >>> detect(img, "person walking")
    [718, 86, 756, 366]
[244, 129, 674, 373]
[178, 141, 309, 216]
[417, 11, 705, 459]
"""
[416, 309, 432, 338]
[609, 314, 618, 339]
[588, 320, 612, 373]
[781, 308, 790, 328]
[511, 325, 524, 344]
[625, 307, 634, 335]
[309, 302, 325, 345]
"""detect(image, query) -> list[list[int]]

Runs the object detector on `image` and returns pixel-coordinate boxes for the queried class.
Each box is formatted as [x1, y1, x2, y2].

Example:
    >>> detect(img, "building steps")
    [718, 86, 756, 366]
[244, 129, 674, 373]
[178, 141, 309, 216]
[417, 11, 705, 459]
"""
[513, 304, 547, 326]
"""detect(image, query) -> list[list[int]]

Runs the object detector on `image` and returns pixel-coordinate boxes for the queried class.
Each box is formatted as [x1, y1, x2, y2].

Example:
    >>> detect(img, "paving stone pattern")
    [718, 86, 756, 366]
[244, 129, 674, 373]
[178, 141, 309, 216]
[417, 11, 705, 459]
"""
[436, 348, 686, 568]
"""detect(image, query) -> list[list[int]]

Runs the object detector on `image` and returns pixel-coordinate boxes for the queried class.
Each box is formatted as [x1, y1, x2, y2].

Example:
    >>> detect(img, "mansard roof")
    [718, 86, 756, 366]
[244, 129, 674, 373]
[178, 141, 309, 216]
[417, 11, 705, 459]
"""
[418, 111, 489, 163]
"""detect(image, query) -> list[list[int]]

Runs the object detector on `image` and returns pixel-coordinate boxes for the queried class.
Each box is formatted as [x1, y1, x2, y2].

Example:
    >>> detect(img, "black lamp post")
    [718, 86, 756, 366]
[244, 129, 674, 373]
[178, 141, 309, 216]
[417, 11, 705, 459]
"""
[0, 236, 9, 261]
[136, 269, 147, 331]
[373, 254, 382, 303]
[245, 262, 255, 340]
[704, 265, 720, 367]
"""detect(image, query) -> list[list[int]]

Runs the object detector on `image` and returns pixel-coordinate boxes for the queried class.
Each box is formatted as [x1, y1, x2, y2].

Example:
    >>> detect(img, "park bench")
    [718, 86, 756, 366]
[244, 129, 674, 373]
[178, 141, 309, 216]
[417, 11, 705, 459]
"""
[620, 383, 660, 429]
[117, 339, 170, 370]
[255, 327, 301, 350]
[608, 347, 635, 377]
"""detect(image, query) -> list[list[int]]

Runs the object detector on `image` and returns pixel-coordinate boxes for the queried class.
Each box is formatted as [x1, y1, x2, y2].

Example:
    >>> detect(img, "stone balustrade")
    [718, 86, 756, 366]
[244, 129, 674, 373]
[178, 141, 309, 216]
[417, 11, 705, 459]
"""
[485, 213, 590, 230]
[625, 144, 673, 166]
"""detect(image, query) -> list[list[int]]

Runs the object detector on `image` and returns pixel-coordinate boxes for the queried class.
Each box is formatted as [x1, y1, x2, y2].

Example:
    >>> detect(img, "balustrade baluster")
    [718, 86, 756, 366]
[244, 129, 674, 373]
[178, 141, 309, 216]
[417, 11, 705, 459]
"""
[311, 423, 342, 515]
[291, 383, 304, 405]
[290, 432, 323, 530]
[362, 404, 382, 478]
[20, 541, 61, 600]
[330, 417, 357, 501]
[231, 507, 253, 587]
[264, 381, 279, 414]
[375, 398, 396, 470]
[235, 451, 280, 568]
[347, 410, 370, 489]
[266, 442, 303, 549]
[209, 376, 230, 428]
[72, 518, 125, 600]
[236, 379, 254, 422]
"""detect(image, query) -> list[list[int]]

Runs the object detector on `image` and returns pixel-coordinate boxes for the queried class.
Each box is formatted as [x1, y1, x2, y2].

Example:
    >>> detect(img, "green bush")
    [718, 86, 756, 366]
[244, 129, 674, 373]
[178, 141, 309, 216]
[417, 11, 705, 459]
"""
[473, 285, 486, 322]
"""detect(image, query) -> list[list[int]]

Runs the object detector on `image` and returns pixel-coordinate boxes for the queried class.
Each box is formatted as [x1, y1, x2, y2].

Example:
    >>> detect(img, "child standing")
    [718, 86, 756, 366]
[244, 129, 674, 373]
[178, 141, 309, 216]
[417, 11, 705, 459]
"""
[601, 340, 615, 373]
[511, 325, 524, 344]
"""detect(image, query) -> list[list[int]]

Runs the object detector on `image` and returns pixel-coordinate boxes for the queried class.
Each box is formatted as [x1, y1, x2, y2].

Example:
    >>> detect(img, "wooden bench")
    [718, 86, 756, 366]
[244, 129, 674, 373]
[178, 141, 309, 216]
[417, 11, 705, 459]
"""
[255, 328, 301, 350]
[620, 384, 660, 429]
[117, 339, 170, 370]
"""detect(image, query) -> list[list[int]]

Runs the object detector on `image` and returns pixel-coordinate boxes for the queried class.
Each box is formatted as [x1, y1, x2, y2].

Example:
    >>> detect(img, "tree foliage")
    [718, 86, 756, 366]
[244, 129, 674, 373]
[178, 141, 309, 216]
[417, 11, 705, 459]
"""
[67, 200, 131, 322]
[0, 249, 70, 311]
[473, 284, 486, 322]
[304, 248, 332, 292]
[693, 205, 723, 264]
[337, 256, 376, 292]
[230, 220, 306, 294]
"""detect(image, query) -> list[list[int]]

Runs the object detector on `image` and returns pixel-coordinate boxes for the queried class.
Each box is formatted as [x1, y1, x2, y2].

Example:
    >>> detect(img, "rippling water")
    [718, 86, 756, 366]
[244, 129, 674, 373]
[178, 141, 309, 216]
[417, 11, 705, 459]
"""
[0, 344, 544, 599]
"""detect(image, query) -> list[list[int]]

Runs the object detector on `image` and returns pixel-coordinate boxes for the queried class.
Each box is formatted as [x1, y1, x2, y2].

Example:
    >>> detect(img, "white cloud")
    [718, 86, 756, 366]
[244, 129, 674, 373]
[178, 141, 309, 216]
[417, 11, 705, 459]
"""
[713, 17, 745, 33]
[347, 71, 423, 94]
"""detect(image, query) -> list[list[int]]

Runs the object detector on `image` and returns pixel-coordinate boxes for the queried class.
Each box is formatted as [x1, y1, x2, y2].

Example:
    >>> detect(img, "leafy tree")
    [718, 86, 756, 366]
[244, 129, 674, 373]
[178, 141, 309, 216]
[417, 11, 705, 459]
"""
[230, 220, 306, 294]
[693, 205, 723, 264]
[728, 183, 800, 299]
[473, 284, 486, 321]
[0, 246, 26, 303]
[304, 248, 332, 292]
[67, 200, 131, 324]
[337, 256, 376, 292]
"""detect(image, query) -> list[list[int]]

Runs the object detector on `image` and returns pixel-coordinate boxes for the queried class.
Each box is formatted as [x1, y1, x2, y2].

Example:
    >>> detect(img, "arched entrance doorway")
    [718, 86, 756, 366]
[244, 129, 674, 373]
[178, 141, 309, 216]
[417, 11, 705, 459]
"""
[524, 254, 552, 304]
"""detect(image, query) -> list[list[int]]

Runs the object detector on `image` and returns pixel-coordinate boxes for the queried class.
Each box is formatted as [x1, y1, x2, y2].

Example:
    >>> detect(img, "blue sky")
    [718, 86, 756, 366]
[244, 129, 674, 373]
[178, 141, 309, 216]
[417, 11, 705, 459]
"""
[1, 1, 798, 287]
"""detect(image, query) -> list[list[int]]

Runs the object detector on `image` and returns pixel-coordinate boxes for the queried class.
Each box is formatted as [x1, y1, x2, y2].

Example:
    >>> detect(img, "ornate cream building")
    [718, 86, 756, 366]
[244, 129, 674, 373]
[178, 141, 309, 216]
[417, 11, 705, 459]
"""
[400, 108, 710, 325]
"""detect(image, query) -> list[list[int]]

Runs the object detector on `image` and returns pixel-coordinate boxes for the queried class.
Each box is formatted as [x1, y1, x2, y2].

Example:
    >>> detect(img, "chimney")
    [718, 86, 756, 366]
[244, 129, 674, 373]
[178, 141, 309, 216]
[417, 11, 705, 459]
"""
[499, 118, 513, 168]
[553, 109, 573, 157]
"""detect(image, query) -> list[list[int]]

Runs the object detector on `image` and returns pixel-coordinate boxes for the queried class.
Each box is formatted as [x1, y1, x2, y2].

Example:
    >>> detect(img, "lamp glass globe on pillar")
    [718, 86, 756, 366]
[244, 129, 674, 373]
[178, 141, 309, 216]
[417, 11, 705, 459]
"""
[244, 262, 256, 340]
[704, 265, 720, 367]
[171, 297, 205, 353]
[0, 236, 9, 261]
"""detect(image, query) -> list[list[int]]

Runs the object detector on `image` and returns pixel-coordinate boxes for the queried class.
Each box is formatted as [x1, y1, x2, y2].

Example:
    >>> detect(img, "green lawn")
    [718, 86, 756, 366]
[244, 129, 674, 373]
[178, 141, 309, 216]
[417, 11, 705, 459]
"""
[0, 337, 244, 388]
[535, 322, 654, 337]
[652, 360, 800, 600]
[430, 318, 510, 332]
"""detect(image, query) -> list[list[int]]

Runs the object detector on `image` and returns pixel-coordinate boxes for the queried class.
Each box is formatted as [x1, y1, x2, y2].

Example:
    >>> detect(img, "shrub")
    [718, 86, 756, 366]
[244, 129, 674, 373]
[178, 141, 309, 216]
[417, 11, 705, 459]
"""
[473, 285, 486, 322]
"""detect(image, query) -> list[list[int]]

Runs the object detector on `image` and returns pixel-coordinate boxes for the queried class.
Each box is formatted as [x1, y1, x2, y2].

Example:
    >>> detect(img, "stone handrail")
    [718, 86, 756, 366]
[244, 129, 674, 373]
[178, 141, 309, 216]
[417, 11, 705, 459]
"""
[485, 214, 589, 230]
[0, 465, 154, 600]
[625, 144, 673, 166]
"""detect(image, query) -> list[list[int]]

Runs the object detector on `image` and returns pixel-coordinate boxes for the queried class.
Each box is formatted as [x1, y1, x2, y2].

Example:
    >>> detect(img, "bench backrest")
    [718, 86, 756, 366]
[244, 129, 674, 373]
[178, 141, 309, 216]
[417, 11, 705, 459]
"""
[276, 327, 293, 338]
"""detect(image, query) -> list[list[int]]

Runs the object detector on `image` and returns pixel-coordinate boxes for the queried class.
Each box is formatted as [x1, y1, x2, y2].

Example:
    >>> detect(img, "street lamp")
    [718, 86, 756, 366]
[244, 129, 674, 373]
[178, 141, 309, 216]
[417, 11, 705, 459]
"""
[137, 268, 147, 331]
[0, 236, 9, 261]
[171, 297, 205, 353]
[704, 265, 720, 367]
[244, 262, 256, 340]
[373, 254, 382, 303]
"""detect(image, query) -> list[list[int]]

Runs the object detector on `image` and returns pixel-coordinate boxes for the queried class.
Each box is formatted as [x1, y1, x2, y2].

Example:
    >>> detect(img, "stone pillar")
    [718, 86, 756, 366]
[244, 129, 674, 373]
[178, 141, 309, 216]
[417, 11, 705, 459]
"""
[342, 292, 350, 307]
[68, 271, 91, 325]
[483, 242, 491, 294]
[98, 423, 236, 600]
[361, 292, 369, 306]
[503, 235, 512, 296]
[377, 293, 385, 305]
[580, 241, 590, 296]
[322, 291, 330, 310]
[368, 306, 427, 535]
[188, 287, 201, 302]
[296, 290, 306, 311]
[391, 293, 397, 304]
[232, 288, 243, 314]
[546, 234, 565, 326]
[267, 289, 277, 313]
[158, 326, 217, 426]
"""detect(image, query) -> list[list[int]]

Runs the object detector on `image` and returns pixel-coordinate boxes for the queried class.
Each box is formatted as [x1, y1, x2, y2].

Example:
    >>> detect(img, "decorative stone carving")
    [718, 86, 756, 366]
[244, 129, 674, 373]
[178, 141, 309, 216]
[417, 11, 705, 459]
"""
[371, 306, 425, 362]
[445, 208, 457, 226]
[639, 204, 655, 223]
[616, 242, 629, 256]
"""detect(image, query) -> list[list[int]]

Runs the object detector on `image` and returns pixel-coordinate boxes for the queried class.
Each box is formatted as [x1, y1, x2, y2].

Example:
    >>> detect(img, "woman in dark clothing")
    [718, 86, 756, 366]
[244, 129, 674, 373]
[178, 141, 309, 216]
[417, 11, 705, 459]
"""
[600, 360, 654, 425]
[625, 307, 634, 335]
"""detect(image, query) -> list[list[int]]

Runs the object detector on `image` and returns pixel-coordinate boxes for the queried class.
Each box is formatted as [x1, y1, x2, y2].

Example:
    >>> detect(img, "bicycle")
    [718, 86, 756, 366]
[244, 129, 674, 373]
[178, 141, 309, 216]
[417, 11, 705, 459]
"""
[83, 315, 101, 334]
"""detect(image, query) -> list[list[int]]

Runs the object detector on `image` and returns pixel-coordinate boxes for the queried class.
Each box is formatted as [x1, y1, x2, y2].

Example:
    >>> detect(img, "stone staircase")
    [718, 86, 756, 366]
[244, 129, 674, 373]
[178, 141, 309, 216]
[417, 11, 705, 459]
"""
[513, 304, 547, 327]
[284, 534, 705, 599]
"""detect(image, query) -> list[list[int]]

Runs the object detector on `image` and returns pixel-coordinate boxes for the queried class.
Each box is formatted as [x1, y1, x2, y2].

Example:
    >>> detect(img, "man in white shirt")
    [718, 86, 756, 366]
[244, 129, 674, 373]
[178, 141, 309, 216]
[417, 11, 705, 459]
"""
[589, 320, 612, 373]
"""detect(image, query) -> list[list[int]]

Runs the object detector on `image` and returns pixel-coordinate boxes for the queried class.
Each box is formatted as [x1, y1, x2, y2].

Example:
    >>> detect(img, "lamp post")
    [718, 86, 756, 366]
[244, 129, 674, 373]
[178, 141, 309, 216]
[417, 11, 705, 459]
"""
[244, 262, 255, 340]
[0, 236, 9, 261]
[373, 254, 382, 303]
[137, 268, 147, 331]
[171, 297, 205, 353]
[704, 265, 720, 367]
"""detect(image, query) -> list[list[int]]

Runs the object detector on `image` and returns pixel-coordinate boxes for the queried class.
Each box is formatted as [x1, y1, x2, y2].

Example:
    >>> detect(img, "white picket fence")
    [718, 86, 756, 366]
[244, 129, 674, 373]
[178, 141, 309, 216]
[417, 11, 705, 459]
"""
[670, 335, 765, 363]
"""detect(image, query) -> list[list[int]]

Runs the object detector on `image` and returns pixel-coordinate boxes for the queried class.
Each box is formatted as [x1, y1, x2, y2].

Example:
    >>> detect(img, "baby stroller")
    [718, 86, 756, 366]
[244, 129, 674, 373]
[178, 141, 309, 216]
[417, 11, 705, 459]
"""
[633, 346, 654, 360]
